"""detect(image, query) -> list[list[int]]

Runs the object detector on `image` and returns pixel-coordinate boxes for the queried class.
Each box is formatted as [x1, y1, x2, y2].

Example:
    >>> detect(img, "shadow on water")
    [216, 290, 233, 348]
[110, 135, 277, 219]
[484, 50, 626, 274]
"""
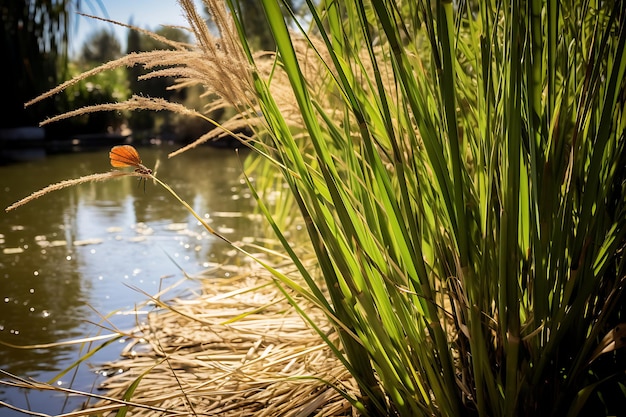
[0, 143, 259, 415]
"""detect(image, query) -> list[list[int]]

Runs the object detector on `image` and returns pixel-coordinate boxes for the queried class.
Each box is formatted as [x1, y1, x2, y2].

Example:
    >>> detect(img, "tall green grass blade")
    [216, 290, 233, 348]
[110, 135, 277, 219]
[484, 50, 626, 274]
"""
[114, 360, 164, 417]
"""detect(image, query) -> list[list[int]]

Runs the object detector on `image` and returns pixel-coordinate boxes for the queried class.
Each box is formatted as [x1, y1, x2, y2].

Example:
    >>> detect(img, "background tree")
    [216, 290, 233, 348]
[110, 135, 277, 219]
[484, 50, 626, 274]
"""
[79, 28, 122, 64]
[126, 24, 191, 140]
[41, 27, 129, 138]
[0, 0, 74, 131]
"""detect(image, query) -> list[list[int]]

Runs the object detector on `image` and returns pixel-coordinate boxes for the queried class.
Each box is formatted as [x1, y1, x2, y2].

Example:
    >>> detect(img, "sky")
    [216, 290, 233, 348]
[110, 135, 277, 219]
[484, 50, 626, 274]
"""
[70, 0, 203, 56]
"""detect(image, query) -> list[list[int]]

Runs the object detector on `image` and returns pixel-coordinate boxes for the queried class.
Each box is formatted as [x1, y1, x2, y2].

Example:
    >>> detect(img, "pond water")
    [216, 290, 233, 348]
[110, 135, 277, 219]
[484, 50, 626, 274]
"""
[0, 143, 261, 415]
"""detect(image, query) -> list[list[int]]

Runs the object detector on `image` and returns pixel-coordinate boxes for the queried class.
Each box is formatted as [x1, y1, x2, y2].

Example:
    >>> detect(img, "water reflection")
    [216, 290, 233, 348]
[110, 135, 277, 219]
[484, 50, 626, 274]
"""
[0, 144, 258, 415]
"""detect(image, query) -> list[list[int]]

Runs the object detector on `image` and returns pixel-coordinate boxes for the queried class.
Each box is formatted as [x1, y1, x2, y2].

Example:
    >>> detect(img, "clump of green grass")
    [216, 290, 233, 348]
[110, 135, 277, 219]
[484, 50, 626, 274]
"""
[226, 1, 626, 416]
[9, 0, 626, 416]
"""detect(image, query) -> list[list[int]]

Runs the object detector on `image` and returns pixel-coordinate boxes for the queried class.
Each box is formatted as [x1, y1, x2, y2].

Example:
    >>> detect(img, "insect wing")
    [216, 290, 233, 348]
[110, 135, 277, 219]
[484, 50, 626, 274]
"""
[109, 145, 142, 168]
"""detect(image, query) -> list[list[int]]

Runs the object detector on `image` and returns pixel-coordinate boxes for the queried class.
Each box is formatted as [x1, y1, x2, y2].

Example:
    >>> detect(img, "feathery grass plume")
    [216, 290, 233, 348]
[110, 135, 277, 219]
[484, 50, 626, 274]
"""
[24, 1, 262, 154]
[38, 95, 208, 126]
[22, 0, 324, 157]
[5, 171, 142, 212]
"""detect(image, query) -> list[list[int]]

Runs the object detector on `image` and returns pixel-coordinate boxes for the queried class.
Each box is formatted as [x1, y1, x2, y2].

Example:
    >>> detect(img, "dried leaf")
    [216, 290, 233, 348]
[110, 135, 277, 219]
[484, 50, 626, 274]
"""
[588, 323, 626, 364]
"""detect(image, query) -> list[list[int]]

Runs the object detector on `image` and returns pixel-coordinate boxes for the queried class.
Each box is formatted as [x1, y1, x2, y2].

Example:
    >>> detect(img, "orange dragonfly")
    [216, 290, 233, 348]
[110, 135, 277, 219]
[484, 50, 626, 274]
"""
[109, 145, 153, 190]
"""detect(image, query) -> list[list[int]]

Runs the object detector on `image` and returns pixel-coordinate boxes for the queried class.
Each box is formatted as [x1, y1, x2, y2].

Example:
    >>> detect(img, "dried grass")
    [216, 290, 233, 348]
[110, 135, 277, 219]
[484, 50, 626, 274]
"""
[0, 265, 355, 416]
[76, 266, 357, 416]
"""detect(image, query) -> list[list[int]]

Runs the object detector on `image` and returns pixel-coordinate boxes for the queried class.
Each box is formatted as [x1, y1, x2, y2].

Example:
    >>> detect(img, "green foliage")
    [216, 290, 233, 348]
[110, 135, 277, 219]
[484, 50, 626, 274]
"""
[79, 28, 122, 64]
[231, 0, 626, 416]
[49, 63, 130, 135]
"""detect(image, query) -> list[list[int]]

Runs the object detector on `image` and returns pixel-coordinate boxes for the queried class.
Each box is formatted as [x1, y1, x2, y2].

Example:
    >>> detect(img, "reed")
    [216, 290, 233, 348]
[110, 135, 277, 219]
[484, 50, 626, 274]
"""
[227, 0, 626, 415]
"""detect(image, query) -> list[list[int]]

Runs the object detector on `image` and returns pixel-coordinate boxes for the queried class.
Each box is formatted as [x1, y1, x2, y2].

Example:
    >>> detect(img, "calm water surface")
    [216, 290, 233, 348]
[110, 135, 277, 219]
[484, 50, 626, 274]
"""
[0, 144, 260, 415]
